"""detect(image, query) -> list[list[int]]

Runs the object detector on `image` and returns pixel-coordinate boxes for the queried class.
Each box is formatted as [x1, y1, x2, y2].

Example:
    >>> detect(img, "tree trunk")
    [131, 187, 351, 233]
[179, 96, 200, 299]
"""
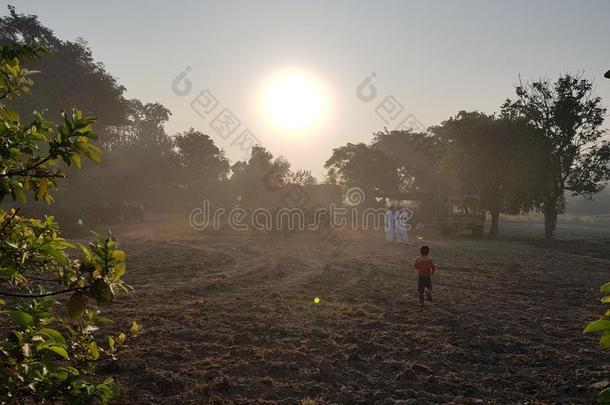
[544, 201, 558, 240]
[489, 208, 500, 239]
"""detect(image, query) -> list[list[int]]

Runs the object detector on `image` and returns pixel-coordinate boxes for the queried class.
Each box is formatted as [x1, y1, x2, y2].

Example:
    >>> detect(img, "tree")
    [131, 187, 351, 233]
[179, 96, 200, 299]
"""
[372, 129, 446, 193]
[432, 111, 547, 238]
[0, 6, 128, 131]
[174, 128, 230, 187]
[75, 99, 179, 204]
[503, 74, 610, 239]
[0, 45, 138, 403]
[324, 142, 401, 199]
[290, 169, 317, 186]
[231, 145, 292, 190]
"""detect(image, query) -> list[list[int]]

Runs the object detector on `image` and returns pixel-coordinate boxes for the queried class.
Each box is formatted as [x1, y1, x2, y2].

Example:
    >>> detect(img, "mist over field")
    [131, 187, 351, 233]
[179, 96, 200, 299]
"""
[0, 1, 609, 404]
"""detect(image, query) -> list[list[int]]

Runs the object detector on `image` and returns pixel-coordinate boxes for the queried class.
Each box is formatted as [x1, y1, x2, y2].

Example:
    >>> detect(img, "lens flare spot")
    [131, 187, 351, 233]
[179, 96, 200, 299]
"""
[313, 297, 321, 304]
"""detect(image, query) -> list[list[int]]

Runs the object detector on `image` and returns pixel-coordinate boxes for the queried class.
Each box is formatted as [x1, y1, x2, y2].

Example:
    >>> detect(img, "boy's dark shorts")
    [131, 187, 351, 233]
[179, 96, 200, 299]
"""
[418, 276, 432, 293]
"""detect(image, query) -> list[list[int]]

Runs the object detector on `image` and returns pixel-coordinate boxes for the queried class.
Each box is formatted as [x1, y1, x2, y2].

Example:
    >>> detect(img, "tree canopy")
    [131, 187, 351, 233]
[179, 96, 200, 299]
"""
[503, 74, 610, 238]
[0, 6, 128, 130]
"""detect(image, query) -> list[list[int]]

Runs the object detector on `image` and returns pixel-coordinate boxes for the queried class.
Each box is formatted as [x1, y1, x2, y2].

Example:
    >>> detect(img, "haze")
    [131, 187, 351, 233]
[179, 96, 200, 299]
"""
[7, 0, 610, 176]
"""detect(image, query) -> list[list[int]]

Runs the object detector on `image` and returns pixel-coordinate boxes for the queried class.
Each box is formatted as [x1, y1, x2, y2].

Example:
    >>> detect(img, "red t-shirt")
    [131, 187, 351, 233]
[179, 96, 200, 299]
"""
[414, 256, 435, 277]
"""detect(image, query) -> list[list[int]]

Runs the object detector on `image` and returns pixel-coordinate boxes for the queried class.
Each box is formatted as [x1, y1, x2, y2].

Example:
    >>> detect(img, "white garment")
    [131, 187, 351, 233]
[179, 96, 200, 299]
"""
[384, 210, 395, 242]
[394, 209, 410, 243]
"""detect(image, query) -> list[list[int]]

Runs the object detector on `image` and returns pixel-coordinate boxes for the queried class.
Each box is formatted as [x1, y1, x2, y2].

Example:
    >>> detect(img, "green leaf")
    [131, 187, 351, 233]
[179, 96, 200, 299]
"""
[89, 341, 99, 360]
[45, 345, 69, 360]
[67, 291, 87, 318]
[600, 332, 610, 349]
[601, 282, 610, 293]
[130, 320, 141, 335]
[111, 250, 126, 261]
[109, 262, 126, 283]
[598, 387, 610, 404]
[36, 178, 48, 198]
[37, 328, 66, 345]
[14, 187, 26, 203]
[8, 311, 34, 327]
[584, 319, 610, 334]
[90, 279, 114, 303]
[69, 153, 81, 168]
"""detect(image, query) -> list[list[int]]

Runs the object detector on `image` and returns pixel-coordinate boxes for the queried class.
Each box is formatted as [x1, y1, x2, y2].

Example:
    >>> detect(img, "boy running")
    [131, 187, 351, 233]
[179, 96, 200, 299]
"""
[414, 244, 435, 307]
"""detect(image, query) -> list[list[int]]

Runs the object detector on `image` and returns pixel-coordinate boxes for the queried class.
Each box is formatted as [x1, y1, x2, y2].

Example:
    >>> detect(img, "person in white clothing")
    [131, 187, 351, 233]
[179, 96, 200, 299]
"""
[384, 205, 395, 243]
[394, 207, 410, 244]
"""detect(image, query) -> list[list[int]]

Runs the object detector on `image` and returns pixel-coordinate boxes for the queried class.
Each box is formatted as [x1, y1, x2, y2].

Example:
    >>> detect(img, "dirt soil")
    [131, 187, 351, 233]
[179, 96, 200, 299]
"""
[93, 216, 610, 404]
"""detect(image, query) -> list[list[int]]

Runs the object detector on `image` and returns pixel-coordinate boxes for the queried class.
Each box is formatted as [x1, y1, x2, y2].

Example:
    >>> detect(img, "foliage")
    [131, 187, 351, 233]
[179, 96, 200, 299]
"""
[0, 44, 137, 403]
[174, 128, 230, 187]
[502, 73, 610, 239]
[584, 282, 610, 403]
[73, 99, 179, 205]
[0, 5, 128, 129]
[431, 111, 548, 237]
[231, 145, 292, 190]
[324, 142, 402, 198]
[289, 169, 317, 186]
[372, 128, 446, 193]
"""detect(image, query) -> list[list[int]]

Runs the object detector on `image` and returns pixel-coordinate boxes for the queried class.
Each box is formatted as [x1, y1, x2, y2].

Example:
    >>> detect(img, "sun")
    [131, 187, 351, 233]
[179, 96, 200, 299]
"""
[259, 69, 330, 133]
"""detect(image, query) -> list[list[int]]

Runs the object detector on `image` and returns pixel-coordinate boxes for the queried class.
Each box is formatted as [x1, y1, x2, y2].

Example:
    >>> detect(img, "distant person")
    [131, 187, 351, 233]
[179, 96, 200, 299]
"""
[384, 205, 395, 243]
[394, 207, 410, 244]
[414, 244, 436, 307]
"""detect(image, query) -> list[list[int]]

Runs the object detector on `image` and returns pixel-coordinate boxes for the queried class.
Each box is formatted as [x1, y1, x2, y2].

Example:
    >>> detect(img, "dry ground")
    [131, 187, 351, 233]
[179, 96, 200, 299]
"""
[93, 216, 610, 404]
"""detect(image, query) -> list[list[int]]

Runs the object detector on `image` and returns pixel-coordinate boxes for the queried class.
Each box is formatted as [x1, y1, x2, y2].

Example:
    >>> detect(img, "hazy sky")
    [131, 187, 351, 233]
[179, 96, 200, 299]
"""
[4, 0, 610, 178]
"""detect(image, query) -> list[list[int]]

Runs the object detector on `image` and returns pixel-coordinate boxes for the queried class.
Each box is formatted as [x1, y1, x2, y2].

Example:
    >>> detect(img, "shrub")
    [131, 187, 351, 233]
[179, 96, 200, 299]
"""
[584, 281, 610, 403]
[0, 44, 138, 404]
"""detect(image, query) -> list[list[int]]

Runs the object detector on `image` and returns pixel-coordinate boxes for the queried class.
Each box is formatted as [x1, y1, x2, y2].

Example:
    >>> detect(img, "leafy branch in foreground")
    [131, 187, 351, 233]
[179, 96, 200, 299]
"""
[584, 282, 610, 404]
[0, 44, 139, 404]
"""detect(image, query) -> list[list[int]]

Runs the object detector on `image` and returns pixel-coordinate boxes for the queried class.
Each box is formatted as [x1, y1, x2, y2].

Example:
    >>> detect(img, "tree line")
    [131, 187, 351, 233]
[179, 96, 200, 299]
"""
[2, 6, 609, 240]
[325, 75, 610, 239]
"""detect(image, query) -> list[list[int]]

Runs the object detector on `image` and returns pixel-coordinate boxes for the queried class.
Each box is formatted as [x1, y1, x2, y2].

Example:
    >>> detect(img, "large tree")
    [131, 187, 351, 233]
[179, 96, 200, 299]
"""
[503, 74, 610, 239]
[61, 100, 178, 205]
[324, 142, 402, 199]
[432, 111, 547, 238]
[0, 6, 128, 131]
[372, 129, 446, 193]
[231, 145, 292, 194]
[174, 128, 230, 188]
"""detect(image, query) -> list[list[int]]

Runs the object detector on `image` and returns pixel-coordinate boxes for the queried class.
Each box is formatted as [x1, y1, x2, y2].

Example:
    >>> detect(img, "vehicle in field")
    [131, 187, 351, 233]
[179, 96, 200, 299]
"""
[377, 192, 485, 236]
[435, 195, 485, 236]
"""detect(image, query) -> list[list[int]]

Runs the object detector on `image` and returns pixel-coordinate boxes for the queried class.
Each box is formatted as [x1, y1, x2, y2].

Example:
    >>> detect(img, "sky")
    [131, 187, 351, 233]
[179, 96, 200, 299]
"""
[3, 0, 610, 179]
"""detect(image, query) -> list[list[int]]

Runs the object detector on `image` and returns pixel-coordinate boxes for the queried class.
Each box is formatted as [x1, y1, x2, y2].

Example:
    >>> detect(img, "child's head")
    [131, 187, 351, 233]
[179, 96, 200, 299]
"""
[420, 244, 430, 256]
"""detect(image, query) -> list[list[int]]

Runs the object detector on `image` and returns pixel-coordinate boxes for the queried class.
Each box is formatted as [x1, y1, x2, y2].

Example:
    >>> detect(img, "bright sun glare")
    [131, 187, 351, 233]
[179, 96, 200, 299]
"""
[259, 70, 330, 133]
